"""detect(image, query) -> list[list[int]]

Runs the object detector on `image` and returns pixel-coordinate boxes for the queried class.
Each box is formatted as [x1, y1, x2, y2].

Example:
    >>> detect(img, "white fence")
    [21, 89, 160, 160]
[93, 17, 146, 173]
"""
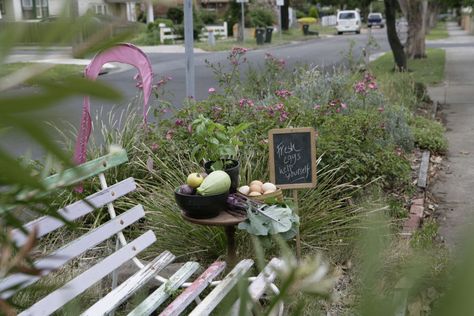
[201, 22, 228, 39]
[321, 15, 337, 26]
[159, 24, 179, 44]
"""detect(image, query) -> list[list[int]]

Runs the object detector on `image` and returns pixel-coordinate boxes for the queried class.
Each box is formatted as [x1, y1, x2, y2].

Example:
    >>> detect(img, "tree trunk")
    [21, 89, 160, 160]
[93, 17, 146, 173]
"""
[280, 0, 289, 31]
[428, 2, 439, 31]
[406, 0, 426, 59]
[385, 0, 407, 71]
[398, 0, 408, 17]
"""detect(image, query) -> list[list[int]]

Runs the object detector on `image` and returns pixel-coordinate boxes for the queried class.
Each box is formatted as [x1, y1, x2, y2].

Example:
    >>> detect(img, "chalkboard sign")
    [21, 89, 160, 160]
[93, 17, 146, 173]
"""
[268, 127, 317, 189]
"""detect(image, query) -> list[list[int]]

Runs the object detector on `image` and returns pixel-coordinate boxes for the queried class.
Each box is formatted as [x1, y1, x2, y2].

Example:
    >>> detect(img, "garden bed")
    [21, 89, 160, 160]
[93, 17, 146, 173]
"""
[9, 44, 450, 313]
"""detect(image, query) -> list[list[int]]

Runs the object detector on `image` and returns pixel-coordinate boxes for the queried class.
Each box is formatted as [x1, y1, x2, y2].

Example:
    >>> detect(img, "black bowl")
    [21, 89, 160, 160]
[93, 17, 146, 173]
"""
[174, 189, 229, 219]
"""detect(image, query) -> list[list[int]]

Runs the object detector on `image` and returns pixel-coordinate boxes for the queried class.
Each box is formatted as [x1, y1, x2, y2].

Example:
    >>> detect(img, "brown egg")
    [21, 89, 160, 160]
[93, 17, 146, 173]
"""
[249, 183, 262, 193]
[248, 191, 262, 196]
[250, 180, 263, 187]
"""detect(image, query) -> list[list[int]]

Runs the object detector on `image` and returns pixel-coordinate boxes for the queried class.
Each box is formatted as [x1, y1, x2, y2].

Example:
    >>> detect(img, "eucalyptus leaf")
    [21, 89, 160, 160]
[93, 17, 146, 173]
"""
[0, 148, 44, 189]
[3, 115, 71, 164]
[0, 78, 121, 113]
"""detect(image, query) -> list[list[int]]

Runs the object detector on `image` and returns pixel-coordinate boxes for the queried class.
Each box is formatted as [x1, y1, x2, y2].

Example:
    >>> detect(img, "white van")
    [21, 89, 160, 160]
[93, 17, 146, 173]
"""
[336, 10, 361, 35]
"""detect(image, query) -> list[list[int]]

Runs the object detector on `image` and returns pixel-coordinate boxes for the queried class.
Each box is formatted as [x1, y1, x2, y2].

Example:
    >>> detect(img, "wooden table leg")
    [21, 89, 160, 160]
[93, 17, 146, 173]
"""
[224, 225, 237, 267]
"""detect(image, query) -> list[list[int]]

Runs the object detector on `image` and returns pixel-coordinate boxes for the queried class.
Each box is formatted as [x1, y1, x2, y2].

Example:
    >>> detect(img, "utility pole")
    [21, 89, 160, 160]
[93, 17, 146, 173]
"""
[71, 0, 81, 58]
[184, 0, 195, 98]
[236, 0, 247, 42]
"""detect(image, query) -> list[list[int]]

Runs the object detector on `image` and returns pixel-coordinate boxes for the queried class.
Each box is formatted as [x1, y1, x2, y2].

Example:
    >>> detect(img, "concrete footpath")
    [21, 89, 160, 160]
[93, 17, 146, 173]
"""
[429, 22, 474, 248]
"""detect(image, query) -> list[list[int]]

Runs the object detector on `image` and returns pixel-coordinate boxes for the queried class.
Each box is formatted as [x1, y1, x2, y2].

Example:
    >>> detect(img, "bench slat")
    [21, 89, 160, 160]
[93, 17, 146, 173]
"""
[159, 261, 226, 316]
[12, 177, 136, 246]
[15, 149, 128, 201]
[19, 230, 156, 316]
[1, 204, 145, 299]
[128, 261, 200, 316]
[230, 258, 282, 315]
[81, 251, 176, 316]
[43, 149, 128, 190]
[189, 259, 254, 316]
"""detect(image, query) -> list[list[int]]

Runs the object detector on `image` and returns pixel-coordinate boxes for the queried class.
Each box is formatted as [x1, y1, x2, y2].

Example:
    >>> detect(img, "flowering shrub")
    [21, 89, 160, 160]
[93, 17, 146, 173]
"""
[317, 109, 411, 188]
[149, 53, 418, 191]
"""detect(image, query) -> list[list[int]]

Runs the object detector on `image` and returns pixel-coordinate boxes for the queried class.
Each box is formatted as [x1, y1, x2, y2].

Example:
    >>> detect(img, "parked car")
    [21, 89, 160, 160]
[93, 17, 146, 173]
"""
[367, 12, 384, 28]
[336, 10, 361, 35]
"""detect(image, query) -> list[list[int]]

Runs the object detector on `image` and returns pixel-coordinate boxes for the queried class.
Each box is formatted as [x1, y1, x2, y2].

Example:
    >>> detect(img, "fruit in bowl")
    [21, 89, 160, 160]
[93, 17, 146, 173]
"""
[175, 170, 231, 218]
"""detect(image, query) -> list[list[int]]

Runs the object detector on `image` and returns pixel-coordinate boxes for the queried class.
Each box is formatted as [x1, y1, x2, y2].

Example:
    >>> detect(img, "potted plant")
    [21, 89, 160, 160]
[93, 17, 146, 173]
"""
[190, 115, 250, 192]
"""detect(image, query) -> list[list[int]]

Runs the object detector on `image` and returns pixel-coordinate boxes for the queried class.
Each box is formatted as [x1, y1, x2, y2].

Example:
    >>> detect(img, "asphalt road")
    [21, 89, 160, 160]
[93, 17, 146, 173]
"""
[3, 26, 470, 159]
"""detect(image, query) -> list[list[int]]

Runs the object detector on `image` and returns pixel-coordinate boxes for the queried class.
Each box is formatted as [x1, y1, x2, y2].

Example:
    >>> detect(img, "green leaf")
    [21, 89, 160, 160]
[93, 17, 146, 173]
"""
[0, 78, 120, 114]
[209, 137, 219, 145]
[2, 115, 71, 164]
[215, 131, 227, 142]
[0, 148, 45, 189]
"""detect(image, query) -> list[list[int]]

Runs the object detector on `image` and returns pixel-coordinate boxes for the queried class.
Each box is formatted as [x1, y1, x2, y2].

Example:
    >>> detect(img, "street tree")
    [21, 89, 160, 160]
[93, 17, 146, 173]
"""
[384, 0, 407, 70]
[405, 0, 427, 59]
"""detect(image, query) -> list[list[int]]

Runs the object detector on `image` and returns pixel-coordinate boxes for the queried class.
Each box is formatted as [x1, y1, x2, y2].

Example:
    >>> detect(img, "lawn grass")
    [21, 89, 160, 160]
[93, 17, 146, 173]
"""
[370, 48, 446, 85]
[426, 22, 448, 40]
[193, 25, 335, 51]
[0, 63, 84, 85]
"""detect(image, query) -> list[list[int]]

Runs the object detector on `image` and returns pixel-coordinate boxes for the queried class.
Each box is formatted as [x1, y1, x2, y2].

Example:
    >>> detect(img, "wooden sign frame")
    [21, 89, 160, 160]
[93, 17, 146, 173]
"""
[268, 127, 317, 189]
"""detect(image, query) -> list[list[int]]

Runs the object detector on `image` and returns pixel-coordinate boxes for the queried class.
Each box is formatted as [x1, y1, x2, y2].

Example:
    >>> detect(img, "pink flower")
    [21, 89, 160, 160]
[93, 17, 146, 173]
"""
[364, 72, 375, 83]
[313, 104, 321, 110]
[264, 52, 273, 59]
[231, 47, 248, 55]
[175, 119, 185, 126]
[275, 103, 285, 111]
[341, 103, 348, 109]
[150, 143, 159, 151]
[275, 89, 292, 98]
[134, 73, 143, 89]
[156, 79, 165, 87]
[165, 129, 174, 140]
[354, 82, 367, 95]
[208, 87, 216, 93]
[239, 98, 254, 107]
[267, 107, 275, 117]
[336, 108, 341, 113]
[368, 82, 378, 90]
[279, 111, 289, 122]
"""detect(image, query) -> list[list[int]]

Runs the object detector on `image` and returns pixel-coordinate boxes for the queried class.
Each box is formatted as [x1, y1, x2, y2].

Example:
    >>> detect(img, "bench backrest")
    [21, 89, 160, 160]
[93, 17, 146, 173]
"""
[0, 149, 152, 315]
[201, 22, 228, 39]
[159, 27, 178, 44]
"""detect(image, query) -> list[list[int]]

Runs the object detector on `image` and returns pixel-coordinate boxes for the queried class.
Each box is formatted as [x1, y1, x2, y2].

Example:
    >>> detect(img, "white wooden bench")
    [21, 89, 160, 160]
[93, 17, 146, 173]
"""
[159, 24, 179, 44]
[201, 22, 228, 39]
[1, 148, 283, 315]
